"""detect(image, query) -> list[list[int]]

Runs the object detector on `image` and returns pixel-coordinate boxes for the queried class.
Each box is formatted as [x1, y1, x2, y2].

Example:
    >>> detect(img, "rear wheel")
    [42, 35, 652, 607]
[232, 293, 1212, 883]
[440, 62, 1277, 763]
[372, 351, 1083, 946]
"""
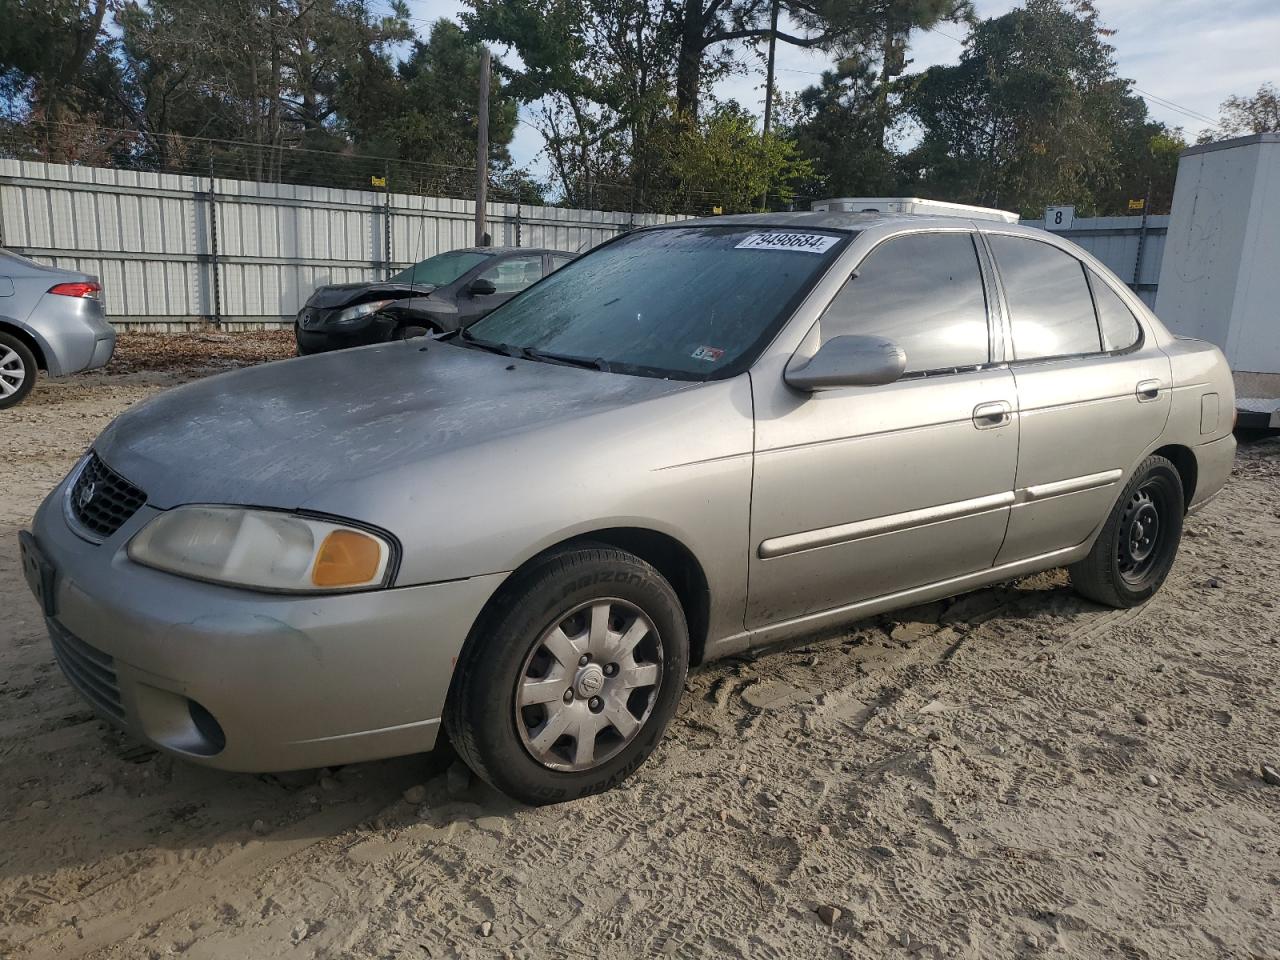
[445, 546, 688, 805]
[0, 332, 37, 409]
[1069, 455, 1184, 608]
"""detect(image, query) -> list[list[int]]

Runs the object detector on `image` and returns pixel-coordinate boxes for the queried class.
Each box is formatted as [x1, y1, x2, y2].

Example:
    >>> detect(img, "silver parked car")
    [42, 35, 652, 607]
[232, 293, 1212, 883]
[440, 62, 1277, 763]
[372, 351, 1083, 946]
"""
[0, 249, 115, 408]
[21, 207, 1236, 805]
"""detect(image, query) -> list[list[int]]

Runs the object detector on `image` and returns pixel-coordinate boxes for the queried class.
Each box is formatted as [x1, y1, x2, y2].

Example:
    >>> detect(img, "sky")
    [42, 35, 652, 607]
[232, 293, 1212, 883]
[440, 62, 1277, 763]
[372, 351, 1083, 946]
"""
[386, 0, 1280, 179]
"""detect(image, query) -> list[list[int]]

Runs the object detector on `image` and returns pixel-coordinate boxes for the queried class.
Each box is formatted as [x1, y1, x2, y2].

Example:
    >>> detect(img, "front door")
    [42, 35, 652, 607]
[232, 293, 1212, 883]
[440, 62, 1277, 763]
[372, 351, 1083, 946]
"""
[456, 254, 545, 325]
[747, 230, 1020, 629]
[982, 233, 1172, 564]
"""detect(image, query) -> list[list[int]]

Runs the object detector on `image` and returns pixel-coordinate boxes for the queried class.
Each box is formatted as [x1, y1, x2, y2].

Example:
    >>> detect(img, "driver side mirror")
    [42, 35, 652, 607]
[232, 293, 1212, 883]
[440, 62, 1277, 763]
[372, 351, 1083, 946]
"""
[469, 278, 497, 296]
[784, 334, 906, 391]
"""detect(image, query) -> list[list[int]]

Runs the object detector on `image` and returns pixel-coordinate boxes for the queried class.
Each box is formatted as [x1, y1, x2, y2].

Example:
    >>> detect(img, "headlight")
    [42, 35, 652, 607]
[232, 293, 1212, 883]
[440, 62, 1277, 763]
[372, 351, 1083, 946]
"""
[332, 299, 395, 325]
[127, 507, 394, 592]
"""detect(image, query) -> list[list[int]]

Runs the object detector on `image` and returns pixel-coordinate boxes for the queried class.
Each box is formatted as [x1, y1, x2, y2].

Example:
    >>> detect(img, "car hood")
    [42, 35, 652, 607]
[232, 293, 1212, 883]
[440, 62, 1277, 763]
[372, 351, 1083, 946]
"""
[93, 340, 693, 512]
[305, 282, 432, 309]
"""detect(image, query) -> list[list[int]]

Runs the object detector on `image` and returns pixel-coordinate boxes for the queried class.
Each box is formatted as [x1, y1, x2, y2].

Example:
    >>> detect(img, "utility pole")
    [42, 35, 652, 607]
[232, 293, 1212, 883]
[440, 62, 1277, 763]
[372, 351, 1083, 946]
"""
[474, 47, 491, 247]
[759, 0, 779, 212]
[1132, 178, 1152, 293]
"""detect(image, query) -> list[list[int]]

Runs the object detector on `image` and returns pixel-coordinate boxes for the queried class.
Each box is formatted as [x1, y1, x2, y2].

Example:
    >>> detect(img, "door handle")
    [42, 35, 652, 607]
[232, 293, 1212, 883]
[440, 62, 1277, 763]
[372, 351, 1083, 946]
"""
[1135, 379, 1162, 402]
[972, 400, 1012, 429]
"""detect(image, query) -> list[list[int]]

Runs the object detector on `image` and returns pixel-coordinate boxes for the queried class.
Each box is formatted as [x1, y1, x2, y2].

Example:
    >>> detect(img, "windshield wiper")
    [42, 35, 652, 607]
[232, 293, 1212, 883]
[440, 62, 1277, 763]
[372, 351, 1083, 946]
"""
[454, 328, 522, 358]
[522, 348, 617, 372]
[456, 330, 618, 371]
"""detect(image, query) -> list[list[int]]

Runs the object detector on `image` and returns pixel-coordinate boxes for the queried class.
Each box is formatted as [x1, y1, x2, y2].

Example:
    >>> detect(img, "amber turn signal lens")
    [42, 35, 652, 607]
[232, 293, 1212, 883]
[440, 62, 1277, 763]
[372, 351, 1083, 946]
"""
[312, 529, 384, 587]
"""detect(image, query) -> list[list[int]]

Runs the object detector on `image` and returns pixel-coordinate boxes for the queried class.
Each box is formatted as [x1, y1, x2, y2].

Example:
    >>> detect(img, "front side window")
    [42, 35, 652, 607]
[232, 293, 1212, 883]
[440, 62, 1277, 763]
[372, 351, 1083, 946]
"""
[478, 255, 544, 294]
[989, 235, 1102, 360]
[466, 226, 850, 380]
[819, 232, 990, 374]
[549, 255, 574, 272]
[391, 250, 491, 287]
[1088, 270, 1142, 351]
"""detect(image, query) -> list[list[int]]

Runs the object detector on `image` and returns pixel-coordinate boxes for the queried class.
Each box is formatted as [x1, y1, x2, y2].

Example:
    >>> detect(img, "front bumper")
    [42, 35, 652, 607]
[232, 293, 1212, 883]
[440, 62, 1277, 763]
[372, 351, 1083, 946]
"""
[28, 473, 506, 772]
[294, 312, 399, 355]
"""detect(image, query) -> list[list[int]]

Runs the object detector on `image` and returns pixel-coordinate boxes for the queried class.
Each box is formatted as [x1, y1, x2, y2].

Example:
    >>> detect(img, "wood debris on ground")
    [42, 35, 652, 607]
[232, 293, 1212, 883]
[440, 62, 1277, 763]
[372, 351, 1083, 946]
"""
[107, 331, 296, 374]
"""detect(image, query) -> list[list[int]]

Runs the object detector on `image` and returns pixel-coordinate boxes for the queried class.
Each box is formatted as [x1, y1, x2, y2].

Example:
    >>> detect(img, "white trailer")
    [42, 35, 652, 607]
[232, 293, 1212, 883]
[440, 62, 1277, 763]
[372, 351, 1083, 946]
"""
[1155, 133, 1280, 426]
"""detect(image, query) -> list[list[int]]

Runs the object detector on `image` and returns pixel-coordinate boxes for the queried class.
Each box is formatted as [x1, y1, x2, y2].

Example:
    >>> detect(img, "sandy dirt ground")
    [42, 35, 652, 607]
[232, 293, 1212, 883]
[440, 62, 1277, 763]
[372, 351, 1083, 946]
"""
[1, 336, 1278, 960]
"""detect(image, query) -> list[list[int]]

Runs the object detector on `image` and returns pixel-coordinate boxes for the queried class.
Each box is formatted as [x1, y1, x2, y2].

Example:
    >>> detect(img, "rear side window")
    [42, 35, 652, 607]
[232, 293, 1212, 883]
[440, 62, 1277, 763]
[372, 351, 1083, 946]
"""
[549, 255, 574, 271]
[1088, 271, 1142, 351]
[989, 235, 1101, 360]
[819, 232, 989, 374]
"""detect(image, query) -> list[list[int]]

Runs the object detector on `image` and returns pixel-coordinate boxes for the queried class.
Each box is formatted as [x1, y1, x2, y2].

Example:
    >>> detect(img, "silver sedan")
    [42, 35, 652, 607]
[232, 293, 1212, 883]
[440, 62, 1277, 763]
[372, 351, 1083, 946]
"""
[22, 210, 1235, 804]
[0, 249, 116, 407]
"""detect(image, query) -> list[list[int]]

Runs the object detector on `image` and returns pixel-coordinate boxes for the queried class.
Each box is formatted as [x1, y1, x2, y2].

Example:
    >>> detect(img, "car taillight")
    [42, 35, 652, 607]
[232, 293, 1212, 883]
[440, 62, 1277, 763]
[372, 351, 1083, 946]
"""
[48, 281, 101, 298]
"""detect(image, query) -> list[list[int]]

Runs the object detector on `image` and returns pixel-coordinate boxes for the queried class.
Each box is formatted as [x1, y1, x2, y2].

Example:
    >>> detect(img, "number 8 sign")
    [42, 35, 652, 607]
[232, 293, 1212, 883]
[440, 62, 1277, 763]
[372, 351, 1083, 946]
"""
[1045, 205, 1075, 231]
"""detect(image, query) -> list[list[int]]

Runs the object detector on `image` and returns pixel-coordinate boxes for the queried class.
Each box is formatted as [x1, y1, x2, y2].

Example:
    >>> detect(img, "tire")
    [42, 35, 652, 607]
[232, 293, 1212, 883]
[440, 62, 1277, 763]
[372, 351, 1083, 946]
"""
[0, 332, 37, 409]
[394, 324, 432, 341]
[1069, 455, 1184, 608]
[445, 545, 689, 805]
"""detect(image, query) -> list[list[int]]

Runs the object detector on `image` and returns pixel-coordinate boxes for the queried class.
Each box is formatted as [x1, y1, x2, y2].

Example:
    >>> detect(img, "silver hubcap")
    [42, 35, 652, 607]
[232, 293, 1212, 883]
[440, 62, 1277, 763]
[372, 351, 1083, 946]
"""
[0, 347, 26, 398]
[515, 598, 663, 772]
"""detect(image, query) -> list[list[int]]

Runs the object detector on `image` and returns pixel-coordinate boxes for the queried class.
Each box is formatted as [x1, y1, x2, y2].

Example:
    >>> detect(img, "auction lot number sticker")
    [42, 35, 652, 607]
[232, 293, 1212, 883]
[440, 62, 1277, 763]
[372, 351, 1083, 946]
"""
[735, 233, 839, 254]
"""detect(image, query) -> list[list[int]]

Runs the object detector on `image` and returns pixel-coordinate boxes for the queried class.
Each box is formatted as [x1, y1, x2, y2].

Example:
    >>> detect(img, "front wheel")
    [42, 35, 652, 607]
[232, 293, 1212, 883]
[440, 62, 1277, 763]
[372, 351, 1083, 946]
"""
[1069, 455, 1184, 608]
[444, 546, 689, 805]
[394, 324, 433, 341]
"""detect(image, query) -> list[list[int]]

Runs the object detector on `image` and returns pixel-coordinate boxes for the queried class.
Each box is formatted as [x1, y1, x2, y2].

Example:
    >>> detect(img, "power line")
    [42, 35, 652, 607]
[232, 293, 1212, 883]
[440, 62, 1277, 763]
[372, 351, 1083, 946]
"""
[1134, 88, 1218, 127]
[922, 24, 965, 45]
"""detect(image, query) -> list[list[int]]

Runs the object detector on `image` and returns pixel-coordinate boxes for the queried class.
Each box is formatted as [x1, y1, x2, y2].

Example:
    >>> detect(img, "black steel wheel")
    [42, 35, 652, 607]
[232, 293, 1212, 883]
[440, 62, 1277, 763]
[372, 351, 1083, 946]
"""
[1070, 455, 1184, 608]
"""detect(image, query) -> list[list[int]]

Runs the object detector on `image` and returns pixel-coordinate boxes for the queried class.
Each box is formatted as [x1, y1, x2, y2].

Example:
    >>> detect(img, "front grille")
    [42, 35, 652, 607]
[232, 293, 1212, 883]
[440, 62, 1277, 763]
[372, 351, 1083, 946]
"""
[69, 453, 146, 539]
[49, 621, 125, 722]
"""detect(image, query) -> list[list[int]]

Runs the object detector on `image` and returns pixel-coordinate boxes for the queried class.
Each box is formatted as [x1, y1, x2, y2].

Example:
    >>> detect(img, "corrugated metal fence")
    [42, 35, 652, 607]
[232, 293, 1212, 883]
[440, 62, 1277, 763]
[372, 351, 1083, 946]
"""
[0, 159, 1169, 328]
[1020, 215, 1168, 309]
[0, 159, 686, 330]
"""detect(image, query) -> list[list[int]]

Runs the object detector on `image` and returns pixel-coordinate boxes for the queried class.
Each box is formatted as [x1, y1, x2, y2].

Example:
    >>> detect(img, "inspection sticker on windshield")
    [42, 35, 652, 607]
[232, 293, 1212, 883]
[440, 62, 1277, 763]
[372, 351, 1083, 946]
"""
[691, 345, 725, 362]
[735, 232, 839, 254]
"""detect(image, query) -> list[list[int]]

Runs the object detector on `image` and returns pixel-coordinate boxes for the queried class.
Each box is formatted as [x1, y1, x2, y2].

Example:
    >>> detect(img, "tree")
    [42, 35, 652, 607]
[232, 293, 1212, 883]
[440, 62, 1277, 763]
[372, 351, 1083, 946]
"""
[777, 57, 902, 203]
[1207, 82, 1280, 140]
[383, 19, 519, 187]
[0, 0, 112, 158]
[902, 0, 1176, 217]
[0, 0, 110, 122]
[670, 0, 970, 120]
[1095, 99, 1185, 215]
[463, 0, 678, 209]
[650, 101, 811, 212]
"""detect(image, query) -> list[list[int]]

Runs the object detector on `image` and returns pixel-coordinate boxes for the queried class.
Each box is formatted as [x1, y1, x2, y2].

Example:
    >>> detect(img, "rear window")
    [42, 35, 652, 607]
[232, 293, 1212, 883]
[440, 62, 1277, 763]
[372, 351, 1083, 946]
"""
[989, 235, 1101, 360]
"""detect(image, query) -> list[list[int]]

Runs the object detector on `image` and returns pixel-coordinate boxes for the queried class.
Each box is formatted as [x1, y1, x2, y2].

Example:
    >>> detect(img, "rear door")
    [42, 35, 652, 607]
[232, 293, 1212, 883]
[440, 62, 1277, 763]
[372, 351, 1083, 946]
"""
[984, 233, 1171, 564]
[456, 254, 546, 324]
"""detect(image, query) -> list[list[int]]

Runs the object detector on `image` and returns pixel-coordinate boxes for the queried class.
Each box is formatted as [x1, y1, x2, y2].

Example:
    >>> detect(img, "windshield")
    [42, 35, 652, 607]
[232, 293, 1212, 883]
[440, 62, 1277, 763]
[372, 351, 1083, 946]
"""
[465, 226, 850, 379]
[391, 250, 491, 287]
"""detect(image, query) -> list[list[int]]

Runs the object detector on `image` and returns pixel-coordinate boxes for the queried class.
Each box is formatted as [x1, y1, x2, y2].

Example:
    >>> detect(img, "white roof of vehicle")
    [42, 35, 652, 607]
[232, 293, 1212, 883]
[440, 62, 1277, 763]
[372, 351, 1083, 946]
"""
[810, 197, 1020, 224]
